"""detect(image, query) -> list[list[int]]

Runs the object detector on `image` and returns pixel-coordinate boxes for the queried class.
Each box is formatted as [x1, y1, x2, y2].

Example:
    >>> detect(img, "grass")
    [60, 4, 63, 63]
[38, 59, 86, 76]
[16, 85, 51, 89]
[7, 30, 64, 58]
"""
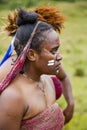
[0, 1, 87, 130]
[56, 1, 87, 130]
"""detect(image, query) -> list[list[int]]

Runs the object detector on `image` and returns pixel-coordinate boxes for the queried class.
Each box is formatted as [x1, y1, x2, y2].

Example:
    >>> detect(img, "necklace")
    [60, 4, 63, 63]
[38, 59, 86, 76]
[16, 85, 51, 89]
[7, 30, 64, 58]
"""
[23, 74, 49, 107]
[37, 81, 45, 95]
[23, 73, 45, 92]
[37, 80, 49, 107]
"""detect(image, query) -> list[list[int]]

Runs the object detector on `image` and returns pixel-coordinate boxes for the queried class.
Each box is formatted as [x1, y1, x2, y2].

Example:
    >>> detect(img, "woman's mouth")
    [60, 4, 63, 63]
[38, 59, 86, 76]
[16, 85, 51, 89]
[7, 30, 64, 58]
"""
[55, 63, 61, 70]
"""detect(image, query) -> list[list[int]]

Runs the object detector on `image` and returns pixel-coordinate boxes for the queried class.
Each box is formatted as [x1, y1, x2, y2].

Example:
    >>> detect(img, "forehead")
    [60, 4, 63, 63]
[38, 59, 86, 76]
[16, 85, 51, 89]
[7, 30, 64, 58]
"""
[40, 29, 60, 49]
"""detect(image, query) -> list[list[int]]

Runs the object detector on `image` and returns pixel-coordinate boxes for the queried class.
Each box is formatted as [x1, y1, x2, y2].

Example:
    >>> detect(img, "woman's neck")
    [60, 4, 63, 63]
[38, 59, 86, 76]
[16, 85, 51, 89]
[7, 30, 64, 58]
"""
[24, 72, 40, 82]
[24, 62, 42, 82]
[24, 68, 41, 82]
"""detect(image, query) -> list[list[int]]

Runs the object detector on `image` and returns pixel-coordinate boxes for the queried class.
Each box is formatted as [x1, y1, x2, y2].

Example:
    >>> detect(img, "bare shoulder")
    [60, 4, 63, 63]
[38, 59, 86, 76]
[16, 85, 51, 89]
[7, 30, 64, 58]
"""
[41, 75, 56, 102]
[0, 86, 25, 113]
[0, 85, 25, 130]
[0, 54, 17, 68]
[41, 74, 55, 90]
[0, 54, 17, 82]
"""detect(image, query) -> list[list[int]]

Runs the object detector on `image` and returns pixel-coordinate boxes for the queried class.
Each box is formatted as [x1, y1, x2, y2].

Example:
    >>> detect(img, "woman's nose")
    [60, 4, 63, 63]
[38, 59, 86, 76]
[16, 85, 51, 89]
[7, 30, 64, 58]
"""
[55, 53, 62, 61]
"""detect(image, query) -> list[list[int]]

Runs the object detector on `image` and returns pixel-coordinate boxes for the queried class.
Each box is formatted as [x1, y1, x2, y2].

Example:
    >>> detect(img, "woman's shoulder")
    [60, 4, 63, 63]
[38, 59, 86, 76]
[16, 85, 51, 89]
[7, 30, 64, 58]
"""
[0, 54, 17, 65]
[41, 74, 55, 90]
[41, 74, 56, 83]
[0, 54, 17, 82]
[0, 82, 25, 109]
[0, 83, 26, 124]
[41, 74, 62, 99]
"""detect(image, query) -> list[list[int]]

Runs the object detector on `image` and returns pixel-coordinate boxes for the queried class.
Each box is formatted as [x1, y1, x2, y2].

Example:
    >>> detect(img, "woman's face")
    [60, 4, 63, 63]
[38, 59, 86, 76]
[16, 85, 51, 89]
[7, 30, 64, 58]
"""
[35, 29, 62, 75]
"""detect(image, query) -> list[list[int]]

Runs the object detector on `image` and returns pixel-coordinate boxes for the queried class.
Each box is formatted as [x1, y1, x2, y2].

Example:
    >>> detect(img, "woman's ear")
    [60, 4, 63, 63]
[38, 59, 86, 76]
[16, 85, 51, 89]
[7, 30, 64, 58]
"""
[27, 49, 38, 61]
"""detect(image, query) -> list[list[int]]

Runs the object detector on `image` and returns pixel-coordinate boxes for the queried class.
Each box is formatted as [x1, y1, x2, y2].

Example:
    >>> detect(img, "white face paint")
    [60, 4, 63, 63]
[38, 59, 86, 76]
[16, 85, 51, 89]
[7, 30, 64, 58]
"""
[47, 60, 55, 66]
[47, 60, 59, 74]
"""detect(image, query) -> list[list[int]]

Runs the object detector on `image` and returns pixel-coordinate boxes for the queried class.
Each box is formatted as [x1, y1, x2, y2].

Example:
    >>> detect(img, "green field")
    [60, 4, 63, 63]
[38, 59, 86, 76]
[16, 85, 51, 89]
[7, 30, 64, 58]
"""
[0, 1, 87, 130]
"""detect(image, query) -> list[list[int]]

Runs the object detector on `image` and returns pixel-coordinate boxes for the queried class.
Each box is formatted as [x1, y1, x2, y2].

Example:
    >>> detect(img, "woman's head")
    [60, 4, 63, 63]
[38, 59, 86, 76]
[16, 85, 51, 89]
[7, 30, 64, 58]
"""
[0, 6, 65, 92]
[14, 10, 52, 56]
[32, 29, 62, 75]
[5, 6, 65, 56]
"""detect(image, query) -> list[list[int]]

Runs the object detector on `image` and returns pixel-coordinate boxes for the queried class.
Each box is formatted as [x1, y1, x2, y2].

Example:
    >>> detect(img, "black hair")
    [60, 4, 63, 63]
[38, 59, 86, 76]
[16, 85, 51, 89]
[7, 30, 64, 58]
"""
[14, 9, 52, 56]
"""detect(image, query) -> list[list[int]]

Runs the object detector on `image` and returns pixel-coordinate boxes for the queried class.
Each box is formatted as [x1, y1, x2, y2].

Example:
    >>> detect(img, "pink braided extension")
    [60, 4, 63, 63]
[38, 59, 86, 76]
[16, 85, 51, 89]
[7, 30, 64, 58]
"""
[0, 21, 40, 94]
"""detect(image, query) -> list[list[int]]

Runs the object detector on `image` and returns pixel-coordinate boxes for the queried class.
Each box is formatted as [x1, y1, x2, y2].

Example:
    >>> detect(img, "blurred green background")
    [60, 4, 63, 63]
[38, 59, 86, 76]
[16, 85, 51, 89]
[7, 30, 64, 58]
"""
[0, 0, 87, 130]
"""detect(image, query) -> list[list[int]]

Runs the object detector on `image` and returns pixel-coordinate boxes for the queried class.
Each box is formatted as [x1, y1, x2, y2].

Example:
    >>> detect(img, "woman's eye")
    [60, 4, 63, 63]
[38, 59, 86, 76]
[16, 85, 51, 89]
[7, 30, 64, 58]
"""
[51, 50, 57, 54]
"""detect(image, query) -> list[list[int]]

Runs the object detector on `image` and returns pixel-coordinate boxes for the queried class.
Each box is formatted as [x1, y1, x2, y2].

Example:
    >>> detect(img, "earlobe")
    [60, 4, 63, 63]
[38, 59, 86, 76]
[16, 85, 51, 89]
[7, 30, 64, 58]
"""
[27, 49, 37, 61]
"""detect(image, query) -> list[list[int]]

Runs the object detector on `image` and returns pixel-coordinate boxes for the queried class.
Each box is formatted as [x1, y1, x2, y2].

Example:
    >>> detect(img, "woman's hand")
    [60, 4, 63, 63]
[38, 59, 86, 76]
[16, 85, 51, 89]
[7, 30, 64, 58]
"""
[63, 103, 74, 124]
[56, 66, 74, 124]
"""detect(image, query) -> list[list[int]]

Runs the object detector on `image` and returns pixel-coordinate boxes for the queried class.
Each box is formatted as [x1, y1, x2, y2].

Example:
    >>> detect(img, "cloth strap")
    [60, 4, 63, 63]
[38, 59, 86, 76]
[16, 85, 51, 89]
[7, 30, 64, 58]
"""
[0, 21, 41, 94]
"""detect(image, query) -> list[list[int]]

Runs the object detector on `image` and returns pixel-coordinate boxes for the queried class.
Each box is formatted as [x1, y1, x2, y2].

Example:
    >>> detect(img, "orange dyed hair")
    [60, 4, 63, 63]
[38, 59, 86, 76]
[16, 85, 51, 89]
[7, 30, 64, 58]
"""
[35, 6, 65, 33]
[5, 10, 18, 36]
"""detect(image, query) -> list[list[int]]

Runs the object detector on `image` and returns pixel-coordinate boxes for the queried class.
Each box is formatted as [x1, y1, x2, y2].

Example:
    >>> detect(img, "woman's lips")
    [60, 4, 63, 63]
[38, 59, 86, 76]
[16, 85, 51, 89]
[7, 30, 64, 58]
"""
[55, 63, 61, 70]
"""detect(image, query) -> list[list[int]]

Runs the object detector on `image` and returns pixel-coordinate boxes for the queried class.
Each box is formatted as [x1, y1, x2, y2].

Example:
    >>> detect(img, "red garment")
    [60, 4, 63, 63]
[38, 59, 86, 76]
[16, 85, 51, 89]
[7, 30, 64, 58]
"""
[21, 103, 65, 130]
[51, 77, 62, 99]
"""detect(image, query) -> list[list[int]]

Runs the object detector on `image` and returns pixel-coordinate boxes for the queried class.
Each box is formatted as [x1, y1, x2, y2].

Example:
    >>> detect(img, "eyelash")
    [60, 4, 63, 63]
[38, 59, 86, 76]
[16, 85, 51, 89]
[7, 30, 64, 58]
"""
[51, 49, 58, 54]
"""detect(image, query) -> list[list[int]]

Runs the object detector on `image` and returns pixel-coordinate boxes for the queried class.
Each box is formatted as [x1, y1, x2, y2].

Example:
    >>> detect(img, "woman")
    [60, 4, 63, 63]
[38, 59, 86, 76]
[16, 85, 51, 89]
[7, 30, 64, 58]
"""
[0, 6, 74, 130]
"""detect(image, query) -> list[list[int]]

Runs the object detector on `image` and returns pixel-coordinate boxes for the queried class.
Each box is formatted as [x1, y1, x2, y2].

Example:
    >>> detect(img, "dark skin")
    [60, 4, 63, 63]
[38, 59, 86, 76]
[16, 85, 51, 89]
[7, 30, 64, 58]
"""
[56, 67, 74, 124]
[0, 29, 74, 129]
[24, 30, 74, 124]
